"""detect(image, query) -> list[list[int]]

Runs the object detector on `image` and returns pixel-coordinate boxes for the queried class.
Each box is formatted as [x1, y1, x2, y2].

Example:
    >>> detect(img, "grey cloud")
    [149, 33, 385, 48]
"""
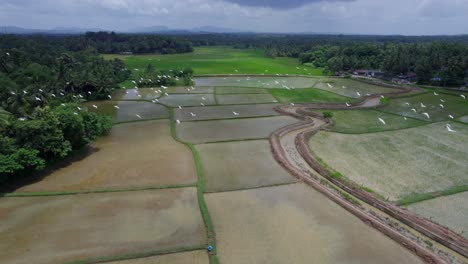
[222, 0, 353, 9]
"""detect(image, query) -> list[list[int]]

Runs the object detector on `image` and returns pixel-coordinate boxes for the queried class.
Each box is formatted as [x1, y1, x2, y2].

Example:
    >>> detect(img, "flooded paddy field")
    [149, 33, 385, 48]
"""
[407, 191, 468, 239]
[15, 120, 197, 193]
[165, 86, 214, 94]
[309, 122, 468, 201]
[83, 101, 169, 123]
[158, 94, 216, 107]
[112, 88, 159, 100]
[0, 188, 206, 264]
[176, 116, 297, 144]
[314, 78, 396, 98]
[174, 104, 279, 121]
[215, 87, 268, 94]
[195, 76, 316, 88]
[216, 94, 277, 105]
[196, 140, 296, 192]
[205, 183, 422, 264]
[108, 250, 208, 264]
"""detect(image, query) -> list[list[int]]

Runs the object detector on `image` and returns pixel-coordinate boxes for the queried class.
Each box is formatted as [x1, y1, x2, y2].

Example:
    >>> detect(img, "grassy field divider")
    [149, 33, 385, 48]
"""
[66, 245, 205, 264]
[1, 184, 196, 198]
[398, 185, 468, 206]
[168, 107, 219, 264]
[180, 114, 278, 123]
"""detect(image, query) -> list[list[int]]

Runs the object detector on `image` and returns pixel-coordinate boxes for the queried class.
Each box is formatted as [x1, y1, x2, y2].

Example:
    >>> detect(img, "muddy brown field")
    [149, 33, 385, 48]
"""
[16, 120, 197, 192]
[176, 116, 298, 144]
[196, 140, 296, 192]
[0, 188, 206, 264]
[108, 250, 208, 264]
[205, 183, 423, 264]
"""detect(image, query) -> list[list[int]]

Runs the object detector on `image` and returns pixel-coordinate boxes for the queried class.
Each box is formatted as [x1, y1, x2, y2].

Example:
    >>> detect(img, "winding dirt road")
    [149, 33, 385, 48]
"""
[270, 83, 468, 264]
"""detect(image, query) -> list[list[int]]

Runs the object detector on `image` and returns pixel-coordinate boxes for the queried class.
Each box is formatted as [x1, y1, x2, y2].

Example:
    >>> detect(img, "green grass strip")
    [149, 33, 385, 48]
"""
[205, 181, 298, 194]
[397, 185, 468, 206]
[66, 245, 205, 264]
[1, 184, 196, 198]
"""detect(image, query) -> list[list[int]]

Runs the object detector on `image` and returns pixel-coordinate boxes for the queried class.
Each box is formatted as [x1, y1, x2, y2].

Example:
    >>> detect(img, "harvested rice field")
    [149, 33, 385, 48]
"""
[205, 183, 422, 264]
[112, 88, 159, 100]
[314, 78, 396, 98]
[216, 94, 277, 104]
[195, 76, 316, 88]
[309, 122, 468, 201]
[15, 120, 197, 193]
[196, 140, 296, 192]
[407, 191, 468, 239]
[83, 101, 169, 123]
[108, 250, 208, 264]
[174, 104, 279, 121]
[176, 116, 297, 143]
[319, 109, 428, 133]
[381, 92, 468, 121]
[158, 94, 216, 107]
[215, 87, 268, 94]
[0, 188, 206, 264]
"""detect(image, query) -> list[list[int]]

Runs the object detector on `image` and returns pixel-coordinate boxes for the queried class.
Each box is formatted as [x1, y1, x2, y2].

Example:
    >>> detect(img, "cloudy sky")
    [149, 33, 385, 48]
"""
[0, 0, 467, 35]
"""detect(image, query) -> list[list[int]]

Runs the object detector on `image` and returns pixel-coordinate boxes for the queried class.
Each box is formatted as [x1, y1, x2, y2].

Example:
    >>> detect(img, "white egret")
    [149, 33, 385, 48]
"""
[356, 92, 361, 97]
[200, 103, 205, 106]
[411, 108, 417, 112]
[176, 119, 181, 124]
[420, 103, 426, 107]
[10, 91, 16, 95]
[73, 112, 78, 115]
[232, 111, 239, 116]
[345, 103, 351, 107]
[39, 89, 43, 92]
[404, 117, 408, 120]
[51, 93, 56, 97]
[439, 104, 444, 108]
[23, 90, 28, 94]
[342, 86, 347, 89]
[440, 99, 445, 102]
[6, 52, 10, 56]
[378, 118, 386, 125]
[446, 124, 456, 132]
[60, 103, 66, 106]
[135, 114, 142, 119]
[380, 95, 385, 99]
[190, 112, 196, 117]
[434, 92, 439, 95]
[92, 105, 98, 109]
[35, 97, 41, 101]
[108, 95, 112, 99]
[114, 105, 120, 109]
[201, 97, 206, 100]
[60, 92, 64, 96]
[327, 83, 333, 88]
[18, 117, 26, 121]
[461, 95, 466, 99]
[178, 106, 182, 109]
[422, 112, 430, 119]
[290, 103, 295, 106]
[405, 102, 410, 105]
[448, 115, 454, 119]
[164, 93, 169, 96]
[77, 107, 82, 111]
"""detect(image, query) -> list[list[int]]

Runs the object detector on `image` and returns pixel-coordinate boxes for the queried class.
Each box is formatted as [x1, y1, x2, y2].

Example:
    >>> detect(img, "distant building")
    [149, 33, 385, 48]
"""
[353, 69, 383, 77]
[394, 72, 417, 84]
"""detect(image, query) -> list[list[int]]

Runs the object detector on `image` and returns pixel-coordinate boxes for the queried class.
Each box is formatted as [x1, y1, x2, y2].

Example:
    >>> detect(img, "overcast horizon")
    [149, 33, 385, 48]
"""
[1, 0, 468, 35]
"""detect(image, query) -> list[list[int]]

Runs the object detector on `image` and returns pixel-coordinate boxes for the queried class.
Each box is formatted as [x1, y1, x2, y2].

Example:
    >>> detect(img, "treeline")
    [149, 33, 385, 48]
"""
[299, 43, 468, 86]
[135, 64, 194, 87]
[0, 35, 124, 183]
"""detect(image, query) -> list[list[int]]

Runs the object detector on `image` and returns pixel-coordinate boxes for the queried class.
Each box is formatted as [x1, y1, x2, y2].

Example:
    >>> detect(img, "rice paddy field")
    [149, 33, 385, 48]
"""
[195, 76, 317, 88]
[108, 250, 209, 264]
[176, 116, 297, 143]
[407, 191, 468, 239]
[205, 183, 422, 264]
[15, 120, 197, 193]
[174, 104, 279, 121]
[196, 140, 296, 192]
[83, 101, 169, 123]
[0, 188, 206, 264]
[319, 109, 428, 133]
[215, 87, 268, 94]
[159, 94, 216, 107]
[216, 94, 277, 104]
[309, 122, 468, 201]
[270, 88, 351, 103]
[103, 47, 323, 75]
[381, 92, 468, 121]
[314, 78, 397, 98]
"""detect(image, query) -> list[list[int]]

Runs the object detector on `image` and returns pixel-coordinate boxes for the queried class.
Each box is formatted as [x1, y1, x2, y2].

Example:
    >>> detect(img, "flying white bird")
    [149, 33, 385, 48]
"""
[446, 124, 456, 132]
[290, 103, 295, 106]
[35, 97, 41, 101]
[51, 93, 56, 97]
[77, 107, 82, 111]
[405, 102, 410, 105]
[114, 105, 120, 109]
[87, 91, 92, 95]
[60, 92, 64, 96]
[10, 91, 16, 95]
[232, 111, 239, 116]
[404, 117, 408, 120]
[164, 93, 169, 96]
[327, 83, 333, 88]
[378, 118, 386, 125]
[434, 92, 439, 95]
[23, 90, 28, 94]
[439, 104, 444, 108]
[39, 89, 43, 92]
[178, 106, 182, 109]
[440, 99, 445, 102]
[461, 95, 466, 99]
[161, 86, 168, 89]
[18, 117, 26, 121]
[411, 108, 417, 112]
[176, 119, 181, 124]
[92, 105, 98, 109]
[6, 52, 10, 56]
[135, 114, 142, 119]
[356, 92, 361, 97]
[190, 112, 196, 117]
[420, 103, 426, 107]
[201, 97, 206, 101]
[108, 95, 112, 99]
[448, 115, 454, 119]
[342, 86, 347, 89]
[200, 103, 205, 106]
[345, 103, 351, 107]
[61, 103, 66, 106]
[380, 95, 385, 98]
[422, 112, 430, 119]
[73, 112, 78, 115]
[132, 80, 136, 84]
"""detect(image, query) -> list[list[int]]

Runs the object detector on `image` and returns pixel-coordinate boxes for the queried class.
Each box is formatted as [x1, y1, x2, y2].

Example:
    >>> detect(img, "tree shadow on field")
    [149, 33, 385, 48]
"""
[0, 146, 99, 195]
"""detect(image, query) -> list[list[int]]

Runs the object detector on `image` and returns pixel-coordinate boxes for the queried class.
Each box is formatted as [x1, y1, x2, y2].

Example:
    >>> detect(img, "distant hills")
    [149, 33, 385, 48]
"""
[0, 25, 244, 35]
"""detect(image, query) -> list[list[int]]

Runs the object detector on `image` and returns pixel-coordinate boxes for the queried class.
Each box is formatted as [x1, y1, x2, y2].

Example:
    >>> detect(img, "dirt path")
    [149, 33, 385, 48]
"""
[271, 91, 468, 263]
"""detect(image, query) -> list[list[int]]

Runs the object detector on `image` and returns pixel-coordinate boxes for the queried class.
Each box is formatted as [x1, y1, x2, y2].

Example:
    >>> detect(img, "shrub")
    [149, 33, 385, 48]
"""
[323, 111, 334, 118]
